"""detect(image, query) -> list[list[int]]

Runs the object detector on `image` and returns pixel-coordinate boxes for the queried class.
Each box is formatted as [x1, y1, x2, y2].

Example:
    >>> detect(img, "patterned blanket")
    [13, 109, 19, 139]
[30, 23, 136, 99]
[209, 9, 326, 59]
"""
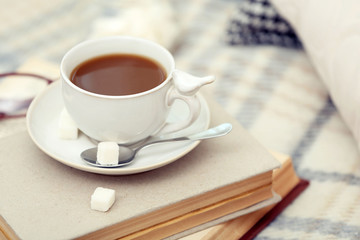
[0, 0, 359, 239]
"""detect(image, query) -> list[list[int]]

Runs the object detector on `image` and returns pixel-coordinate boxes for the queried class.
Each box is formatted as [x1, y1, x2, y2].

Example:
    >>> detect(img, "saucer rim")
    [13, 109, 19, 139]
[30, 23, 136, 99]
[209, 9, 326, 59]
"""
[26, 81, 211, 175]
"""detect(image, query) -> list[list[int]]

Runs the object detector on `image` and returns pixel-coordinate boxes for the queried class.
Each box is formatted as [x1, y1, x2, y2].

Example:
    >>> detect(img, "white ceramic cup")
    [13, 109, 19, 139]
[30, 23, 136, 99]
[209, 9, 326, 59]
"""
[61, 36, 214, 144]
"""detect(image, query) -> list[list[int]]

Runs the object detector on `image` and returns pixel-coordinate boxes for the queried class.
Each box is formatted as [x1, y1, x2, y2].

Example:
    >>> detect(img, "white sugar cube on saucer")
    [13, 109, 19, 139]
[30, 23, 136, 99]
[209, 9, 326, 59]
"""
[97, 142, 119, 165]
[58, 108, 78, 140]
[91, 187, 116, 212]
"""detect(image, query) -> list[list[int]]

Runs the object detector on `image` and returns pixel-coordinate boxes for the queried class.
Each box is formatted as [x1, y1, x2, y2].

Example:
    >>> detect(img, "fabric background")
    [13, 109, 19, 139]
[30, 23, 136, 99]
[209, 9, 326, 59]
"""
[0, 0, 359, 239]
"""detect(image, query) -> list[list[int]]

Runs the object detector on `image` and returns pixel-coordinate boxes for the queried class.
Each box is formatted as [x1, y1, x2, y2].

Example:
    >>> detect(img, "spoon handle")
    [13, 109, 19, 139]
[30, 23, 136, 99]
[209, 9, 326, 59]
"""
[187, 123, 232, 140]
[135, 123, 232, 152]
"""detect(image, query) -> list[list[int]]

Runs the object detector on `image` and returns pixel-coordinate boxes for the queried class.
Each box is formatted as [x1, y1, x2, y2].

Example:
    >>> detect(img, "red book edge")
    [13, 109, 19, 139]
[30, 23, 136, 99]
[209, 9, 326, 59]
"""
[240, 179, 310, 240]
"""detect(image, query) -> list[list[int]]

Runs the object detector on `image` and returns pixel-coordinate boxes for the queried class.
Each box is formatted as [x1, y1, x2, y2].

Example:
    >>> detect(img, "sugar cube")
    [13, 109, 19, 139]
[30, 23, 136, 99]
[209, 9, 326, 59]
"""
[97, 142, 119, 165]
[58, 108, 78, 140]
[91, 187, 116, 212]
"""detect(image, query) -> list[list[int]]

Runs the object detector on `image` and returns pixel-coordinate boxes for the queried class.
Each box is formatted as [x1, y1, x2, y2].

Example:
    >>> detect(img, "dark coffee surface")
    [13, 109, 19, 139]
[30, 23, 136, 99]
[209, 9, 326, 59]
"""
[70, 54, 167, 96]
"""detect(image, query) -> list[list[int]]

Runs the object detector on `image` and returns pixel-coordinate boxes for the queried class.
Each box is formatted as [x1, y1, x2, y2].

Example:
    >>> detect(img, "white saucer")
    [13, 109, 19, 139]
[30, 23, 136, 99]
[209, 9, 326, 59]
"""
[26, 81, 210, 175]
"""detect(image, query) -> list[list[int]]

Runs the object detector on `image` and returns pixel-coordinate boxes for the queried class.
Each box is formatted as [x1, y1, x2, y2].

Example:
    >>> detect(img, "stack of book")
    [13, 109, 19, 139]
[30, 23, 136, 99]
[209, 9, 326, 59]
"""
[0, 60, 308, 240]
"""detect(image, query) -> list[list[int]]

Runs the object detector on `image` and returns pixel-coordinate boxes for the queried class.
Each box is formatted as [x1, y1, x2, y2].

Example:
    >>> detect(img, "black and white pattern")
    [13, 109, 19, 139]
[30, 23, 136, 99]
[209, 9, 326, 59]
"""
[225, 0, 302, 48]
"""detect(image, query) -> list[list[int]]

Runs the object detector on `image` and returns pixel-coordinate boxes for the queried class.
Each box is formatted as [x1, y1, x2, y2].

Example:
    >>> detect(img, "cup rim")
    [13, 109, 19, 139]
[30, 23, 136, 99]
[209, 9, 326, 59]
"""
[60, 36, 175, 99]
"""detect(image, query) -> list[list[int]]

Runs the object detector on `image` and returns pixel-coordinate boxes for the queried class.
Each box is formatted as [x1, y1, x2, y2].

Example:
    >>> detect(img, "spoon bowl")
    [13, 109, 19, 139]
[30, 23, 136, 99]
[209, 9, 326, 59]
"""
[81, 123, 232, 168]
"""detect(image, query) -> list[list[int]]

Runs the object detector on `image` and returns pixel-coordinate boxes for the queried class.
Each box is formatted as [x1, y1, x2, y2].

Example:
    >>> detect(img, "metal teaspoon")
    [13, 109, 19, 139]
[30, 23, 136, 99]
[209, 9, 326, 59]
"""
[80, 123, 232, 168]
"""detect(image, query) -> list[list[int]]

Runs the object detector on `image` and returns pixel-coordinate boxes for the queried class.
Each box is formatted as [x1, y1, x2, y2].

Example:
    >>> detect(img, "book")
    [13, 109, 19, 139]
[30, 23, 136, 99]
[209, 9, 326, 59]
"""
[180, 152, 309, 240]
[0, 88, 280, 240]
[0, 151, 306, 240]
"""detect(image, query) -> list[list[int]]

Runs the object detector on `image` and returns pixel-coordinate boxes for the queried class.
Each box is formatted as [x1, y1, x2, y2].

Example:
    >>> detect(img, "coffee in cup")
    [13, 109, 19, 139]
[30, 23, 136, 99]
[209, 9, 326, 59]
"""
[70, 54, 167, 96]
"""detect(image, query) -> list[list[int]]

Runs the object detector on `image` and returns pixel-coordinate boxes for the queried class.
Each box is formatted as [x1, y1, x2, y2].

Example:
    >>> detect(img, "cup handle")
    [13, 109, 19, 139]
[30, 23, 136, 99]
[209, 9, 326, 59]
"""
[158, 69, 215, 134]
